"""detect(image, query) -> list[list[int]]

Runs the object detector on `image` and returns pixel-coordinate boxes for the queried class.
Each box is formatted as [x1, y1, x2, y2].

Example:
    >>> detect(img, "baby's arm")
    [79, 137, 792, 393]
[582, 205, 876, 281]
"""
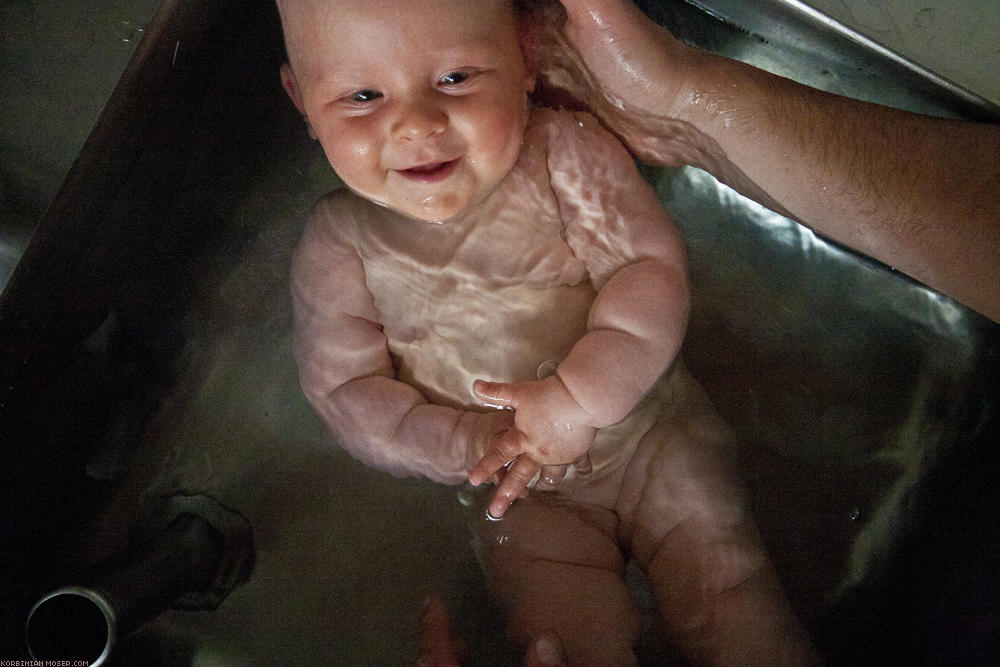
[293, 195, 513, 484]
[470, 112, 689, 515]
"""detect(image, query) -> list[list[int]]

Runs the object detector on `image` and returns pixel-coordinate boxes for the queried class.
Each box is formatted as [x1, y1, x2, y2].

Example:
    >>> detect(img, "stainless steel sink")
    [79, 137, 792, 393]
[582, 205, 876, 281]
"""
[2, 0, 996, 663]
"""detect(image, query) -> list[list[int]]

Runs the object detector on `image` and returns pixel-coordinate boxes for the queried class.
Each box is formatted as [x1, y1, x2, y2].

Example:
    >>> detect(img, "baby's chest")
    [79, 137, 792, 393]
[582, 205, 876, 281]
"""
[360, 213, 587, 310]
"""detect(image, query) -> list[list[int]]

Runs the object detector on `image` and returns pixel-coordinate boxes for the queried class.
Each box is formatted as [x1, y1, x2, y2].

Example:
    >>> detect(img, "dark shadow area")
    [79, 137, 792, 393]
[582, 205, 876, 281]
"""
[0, 0, 288, 656]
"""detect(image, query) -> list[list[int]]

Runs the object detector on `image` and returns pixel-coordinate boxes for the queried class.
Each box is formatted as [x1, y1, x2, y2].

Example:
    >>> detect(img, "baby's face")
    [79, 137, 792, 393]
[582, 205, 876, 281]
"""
[280, 0, 534, 222]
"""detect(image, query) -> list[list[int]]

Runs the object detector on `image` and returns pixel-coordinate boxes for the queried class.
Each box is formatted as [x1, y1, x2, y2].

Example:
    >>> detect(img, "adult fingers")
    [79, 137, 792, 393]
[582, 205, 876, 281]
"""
[525, 630, 568, 667]
[416, 596, 462, 667]
[558, 0, 640, 34]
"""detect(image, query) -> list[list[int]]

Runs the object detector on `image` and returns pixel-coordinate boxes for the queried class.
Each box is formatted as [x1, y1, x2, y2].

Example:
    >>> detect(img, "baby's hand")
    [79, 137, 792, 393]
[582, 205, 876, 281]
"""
[469, 376, 597, 517]
[480, 456, 590, 520]
[462, 408, 517, 473]
[471, 376, 596, 473]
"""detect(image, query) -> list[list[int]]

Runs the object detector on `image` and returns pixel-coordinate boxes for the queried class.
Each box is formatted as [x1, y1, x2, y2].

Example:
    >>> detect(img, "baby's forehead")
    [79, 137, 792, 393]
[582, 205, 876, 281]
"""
[277, 0, 355, 33]
[279, 0, 518, 63]
[278, 0, 514, 30]
[277, 0, 362, 61]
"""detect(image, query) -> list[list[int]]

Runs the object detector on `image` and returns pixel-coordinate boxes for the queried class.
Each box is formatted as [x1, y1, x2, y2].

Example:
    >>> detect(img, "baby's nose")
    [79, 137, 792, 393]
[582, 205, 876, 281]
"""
[391, 98, 448, 140]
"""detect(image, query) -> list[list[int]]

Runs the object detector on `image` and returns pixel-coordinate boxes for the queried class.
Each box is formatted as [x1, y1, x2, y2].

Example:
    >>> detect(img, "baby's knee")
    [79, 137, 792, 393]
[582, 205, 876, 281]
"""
[469, 495, 642, 664]
[502, 562, 642, 667]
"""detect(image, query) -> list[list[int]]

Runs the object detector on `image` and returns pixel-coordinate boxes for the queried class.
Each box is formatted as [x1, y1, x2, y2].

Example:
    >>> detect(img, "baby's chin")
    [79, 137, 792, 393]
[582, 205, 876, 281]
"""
[363, 189, 487, 225]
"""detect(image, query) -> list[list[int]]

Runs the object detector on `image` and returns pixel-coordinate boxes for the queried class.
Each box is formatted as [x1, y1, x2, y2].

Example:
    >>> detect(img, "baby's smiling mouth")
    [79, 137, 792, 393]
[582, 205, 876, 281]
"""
[398, 158, 460, 183]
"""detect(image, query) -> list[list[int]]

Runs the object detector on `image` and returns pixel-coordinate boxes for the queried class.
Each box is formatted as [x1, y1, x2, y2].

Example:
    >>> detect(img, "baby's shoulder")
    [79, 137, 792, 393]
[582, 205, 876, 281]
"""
[308, 188, 371, 225]
[528, 107, 629, 172]
[529, 107, 611, 144]
[292, 189, 373, 265]
[303, 188, 381, 244]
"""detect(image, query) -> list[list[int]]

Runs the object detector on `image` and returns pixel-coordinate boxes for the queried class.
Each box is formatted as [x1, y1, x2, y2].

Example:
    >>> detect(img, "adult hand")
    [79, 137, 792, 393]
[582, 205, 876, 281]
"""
[531, 0, 726, 169]
[549, 1, 1000, 322]
[417, 595, 567, 667]
[554, 0, 690, 117]
[417, 596, 464, 667]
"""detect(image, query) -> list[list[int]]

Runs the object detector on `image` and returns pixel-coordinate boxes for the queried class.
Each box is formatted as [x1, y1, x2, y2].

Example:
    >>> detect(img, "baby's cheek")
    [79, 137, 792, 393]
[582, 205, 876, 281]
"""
[322, 139, 358, 172]
[477, 105, 527, 163]
[320, 142, 374, 193]
[314, 118, 375, 174]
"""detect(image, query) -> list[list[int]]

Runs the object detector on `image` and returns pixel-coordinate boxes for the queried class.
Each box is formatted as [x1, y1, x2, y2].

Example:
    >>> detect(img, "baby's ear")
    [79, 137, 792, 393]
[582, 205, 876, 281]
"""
[280, 62, 307, 116]
[517, 1, 569, 93]
[280, 62, 318, 140]
[516, 11, 539, 92]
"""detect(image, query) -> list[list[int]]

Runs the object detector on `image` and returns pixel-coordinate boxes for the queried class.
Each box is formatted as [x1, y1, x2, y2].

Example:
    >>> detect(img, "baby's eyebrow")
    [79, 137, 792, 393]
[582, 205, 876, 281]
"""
[310, 72, 363, 96]
[437, 45, 499, 64]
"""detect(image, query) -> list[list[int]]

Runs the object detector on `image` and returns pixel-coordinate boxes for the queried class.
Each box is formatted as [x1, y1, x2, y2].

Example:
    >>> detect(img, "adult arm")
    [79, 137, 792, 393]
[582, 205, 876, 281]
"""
[292, 194, 512, 484]
[547, 0, 1000, 321]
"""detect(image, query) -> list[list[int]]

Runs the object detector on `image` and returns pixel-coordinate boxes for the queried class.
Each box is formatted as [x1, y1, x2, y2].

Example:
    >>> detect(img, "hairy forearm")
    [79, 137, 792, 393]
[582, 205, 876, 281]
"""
[669, 50, 1000, 320]
[557, 259, 688, 427]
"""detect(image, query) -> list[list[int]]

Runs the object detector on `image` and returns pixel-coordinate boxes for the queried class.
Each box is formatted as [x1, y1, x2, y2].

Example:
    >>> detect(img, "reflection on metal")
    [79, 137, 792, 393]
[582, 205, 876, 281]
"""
[640, 5, 998, 649]
[682, 0, 1000, 121]
[26, 495, 254, 666]
[26, 588, 116, 666]
[657, 160, 985, 596]
[1, 0, 996, 663]
[634, 9, 997, 639]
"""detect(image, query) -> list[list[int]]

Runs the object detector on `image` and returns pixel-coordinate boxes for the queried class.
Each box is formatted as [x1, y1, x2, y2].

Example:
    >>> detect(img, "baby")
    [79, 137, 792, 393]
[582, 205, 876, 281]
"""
[278, 0, 817, 663]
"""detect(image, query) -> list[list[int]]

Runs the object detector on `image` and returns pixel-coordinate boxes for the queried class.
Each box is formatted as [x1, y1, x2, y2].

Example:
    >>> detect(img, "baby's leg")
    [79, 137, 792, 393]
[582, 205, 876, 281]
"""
[469, 492, 641, 666]
[617, 367, 822, 666]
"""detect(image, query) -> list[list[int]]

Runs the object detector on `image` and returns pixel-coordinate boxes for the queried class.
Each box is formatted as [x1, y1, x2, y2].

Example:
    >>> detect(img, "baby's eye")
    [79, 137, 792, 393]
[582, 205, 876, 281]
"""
[439, 71, 471, 86]
[349, 89, 382, 103]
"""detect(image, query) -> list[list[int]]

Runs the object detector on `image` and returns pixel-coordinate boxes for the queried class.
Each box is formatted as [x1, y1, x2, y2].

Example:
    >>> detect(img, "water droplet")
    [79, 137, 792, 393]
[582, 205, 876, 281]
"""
[536, 359, 557, 379]
[115, 19, 143, 43]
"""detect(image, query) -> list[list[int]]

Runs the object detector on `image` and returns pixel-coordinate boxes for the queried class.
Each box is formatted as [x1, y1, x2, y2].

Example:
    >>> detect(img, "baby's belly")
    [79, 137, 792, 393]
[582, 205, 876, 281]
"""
[381, 281, 596, 410]
[374, 271, 678, 505]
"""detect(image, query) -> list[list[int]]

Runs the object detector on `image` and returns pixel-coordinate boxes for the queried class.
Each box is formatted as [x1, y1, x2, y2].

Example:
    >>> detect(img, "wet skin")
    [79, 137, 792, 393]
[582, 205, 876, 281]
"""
[278, 0, 533, 223]
[290, 107, 814, 664]
[281, 0, 818, 663]
[549, 0, 1000, 322]
[279, 0, 688, 515]
[290, 107, 687, 508]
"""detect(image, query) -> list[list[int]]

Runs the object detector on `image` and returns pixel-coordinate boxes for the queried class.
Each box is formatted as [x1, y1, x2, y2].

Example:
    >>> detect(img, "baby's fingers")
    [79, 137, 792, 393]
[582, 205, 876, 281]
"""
[493, 463, 531, 499]
[473, 379, 519, 410]
[536, 464, 569, 490]
[469, 429, 523, 487]
[489, 456, 540, 519]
